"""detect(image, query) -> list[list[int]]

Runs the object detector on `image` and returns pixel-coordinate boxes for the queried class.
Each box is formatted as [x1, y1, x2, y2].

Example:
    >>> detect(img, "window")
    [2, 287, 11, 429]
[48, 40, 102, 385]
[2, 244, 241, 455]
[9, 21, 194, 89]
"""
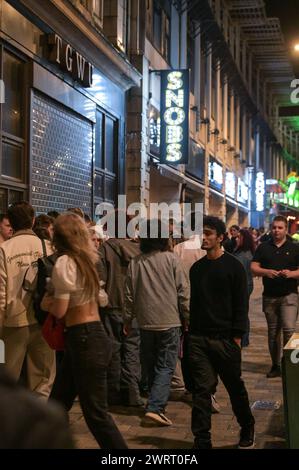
[79, 0, 89, 7]
[187, 30, 195, 94]
[150, 0, 171, 63]
[153, 3, 162, 50]
[1, 50, 26, 184]
[78, 0, 103, 27]
[3, 51, 24, 137]
[117, 0, 129, 52]
[94, 110, 118, 207]
[0, 187, 24, 213]
[93, 0, 103, 20]
[211, 66, 216, 120]
[149, 105, 160, 156]
[200, 50, 206, 118]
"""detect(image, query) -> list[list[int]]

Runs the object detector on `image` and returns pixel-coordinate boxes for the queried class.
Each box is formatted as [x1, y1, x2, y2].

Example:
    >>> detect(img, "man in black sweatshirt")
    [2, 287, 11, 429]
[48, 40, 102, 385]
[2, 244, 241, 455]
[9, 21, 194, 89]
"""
[189, 216, 255, 449]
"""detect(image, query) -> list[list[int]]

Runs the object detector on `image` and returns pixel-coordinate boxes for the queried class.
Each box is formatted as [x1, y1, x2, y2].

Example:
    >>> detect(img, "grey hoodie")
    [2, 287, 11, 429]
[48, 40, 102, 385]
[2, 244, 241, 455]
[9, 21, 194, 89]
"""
[124, 251, 190, 330]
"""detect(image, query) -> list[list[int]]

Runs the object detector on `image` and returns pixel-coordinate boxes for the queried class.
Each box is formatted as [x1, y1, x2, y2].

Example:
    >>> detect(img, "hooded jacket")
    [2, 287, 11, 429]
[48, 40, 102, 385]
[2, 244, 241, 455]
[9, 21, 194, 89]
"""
[98, 238, 140, 310]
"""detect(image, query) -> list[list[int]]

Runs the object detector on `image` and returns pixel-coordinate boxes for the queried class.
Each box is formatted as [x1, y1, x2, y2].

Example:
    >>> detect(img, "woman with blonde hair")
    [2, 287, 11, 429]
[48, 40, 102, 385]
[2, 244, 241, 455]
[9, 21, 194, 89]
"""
[47, 212, 127, 449]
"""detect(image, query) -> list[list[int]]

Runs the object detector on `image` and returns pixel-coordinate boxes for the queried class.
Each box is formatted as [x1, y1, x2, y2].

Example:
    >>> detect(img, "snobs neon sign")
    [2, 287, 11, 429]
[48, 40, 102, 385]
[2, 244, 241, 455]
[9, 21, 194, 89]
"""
[160, 70, 189, 164]
[256, 171, 265, 211]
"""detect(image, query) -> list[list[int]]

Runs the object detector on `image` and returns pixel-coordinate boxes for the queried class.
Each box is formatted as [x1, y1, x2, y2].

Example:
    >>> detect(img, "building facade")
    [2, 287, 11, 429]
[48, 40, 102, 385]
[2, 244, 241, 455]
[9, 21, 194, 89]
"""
[126, 0, 298, 228]
[0, 0, 140, 216]
[1, 0, 298, 227]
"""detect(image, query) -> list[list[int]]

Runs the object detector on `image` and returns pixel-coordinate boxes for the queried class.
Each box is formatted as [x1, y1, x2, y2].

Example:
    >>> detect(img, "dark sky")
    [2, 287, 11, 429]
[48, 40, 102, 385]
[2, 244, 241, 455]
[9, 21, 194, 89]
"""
[265, 0, 299, 45]
[265, 0, 299, 75]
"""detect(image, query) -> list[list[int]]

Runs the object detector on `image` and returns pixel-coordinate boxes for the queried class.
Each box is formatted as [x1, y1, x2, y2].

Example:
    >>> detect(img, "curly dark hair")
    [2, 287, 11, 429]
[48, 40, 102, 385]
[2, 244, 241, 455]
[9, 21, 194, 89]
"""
[139, 219, 170, 254]
[203, 216, 226, 236]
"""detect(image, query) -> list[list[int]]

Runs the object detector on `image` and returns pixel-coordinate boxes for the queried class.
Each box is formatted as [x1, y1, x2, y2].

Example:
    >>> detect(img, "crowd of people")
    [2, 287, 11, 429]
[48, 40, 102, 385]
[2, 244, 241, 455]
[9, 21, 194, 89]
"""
[0, 203, 298, 449]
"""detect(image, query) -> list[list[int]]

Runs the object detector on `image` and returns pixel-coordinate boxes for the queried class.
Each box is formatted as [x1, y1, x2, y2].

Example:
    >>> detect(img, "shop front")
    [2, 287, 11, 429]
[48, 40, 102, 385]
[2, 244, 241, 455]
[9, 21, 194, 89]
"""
[0, 0, 140, 216]
[208, 156, 225, 219]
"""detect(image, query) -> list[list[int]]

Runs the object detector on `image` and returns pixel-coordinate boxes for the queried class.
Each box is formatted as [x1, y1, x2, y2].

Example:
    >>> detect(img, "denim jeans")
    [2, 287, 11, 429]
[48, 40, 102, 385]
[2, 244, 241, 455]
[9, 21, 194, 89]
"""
[189, 335, 254, 448]
[263, 293, 298, 366]
[49, 321, 127, 449]
[140, 327, 180, 413]
[101, 309, 141, 405]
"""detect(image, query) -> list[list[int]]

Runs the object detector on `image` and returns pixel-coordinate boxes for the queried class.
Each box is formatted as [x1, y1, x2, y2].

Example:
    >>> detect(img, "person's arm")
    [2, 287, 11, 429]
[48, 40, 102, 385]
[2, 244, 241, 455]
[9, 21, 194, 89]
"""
[49, 298, 69, 319]
[251, 261, 280, 279]
[48, 256, 75, 320]
[232, 262, 249, 343]
[174, 257, 190, 327]
[123, 262, 135, 335]
[279, 268, 299, 279]
[280, 246, 299, 279]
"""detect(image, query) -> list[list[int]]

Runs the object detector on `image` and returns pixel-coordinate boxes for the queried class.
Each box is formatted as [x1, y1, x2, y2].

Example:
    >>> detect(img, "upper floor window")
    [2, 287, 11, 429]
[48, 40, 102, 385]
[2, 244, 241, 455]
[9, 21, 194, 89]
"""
[147, 0, 171, 63]
[78, 0, 103, 27]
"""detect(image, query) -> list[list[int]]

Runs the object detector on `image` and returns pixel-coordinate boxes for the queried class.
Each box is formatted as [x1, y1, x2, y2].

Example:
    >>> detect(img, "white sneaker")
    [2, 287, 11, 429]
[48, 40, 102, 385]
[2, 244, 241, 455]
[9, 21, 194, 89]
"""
[144, 411, 173, 426]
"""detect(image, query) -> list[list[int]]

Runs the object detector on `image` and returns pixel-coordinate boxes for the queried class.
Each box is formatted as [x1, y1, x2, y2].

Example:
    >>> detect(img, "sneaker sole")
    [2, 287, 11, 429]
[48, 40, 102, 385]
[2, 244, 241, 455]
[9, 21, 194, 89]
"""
[143, 413, 172, 426]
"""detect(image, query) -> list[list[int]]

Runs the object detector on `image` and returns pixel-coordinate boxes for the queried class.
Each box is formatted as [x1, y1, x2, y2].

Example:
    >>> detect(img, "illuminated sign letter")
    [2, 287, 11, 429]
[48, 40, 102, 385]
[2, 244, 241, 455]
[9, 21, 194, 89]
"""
[256, 171, 265, 211]
[160, 69, 189, 164]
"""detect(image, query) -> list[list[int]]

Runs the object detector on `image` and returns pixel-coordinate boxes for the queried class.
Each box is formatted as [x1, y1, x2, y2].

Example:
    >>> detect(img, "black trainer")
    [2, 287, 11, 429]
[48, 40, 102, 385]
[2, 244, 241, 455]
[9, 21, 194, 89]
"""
[238, 425, 255, 449]
[266, 365, 281, 378]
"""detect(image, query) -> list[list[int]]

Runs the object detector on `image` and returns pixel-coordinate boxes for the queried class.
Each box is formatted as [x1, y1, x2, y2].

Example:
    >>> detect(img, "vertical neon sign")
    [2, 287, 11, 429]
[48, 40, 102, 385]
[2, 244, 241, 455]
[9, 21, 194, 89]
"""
[160, 70, 189, 164]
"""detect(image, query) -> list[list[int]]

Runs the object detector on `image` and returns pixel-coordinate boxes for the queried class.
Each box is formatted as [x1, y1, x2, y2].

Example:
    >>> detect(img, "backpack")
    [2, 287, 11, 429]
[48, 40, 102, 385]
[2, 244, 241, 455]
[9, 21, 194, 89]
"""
[22, 238, 58, 325]
[33, 247, 58, 325]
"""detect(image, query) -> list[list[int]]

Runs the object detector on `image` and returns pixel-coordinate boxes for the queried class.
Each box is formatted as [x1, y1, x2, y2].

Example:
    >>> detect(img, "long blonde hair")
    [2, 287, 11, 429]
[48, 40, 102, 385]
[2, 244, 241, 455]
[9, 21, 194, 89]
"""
[53, 212, 100, 299]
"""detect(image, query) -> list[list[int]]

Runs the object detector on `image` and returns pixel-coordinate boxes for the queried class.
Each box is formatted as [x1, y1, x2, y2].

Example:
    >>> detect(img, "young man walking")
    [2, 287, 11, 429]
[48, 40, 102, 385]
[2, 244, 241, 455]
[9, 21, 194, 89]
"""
[251, 215, 299, 378]
[189, 216, 254, 449]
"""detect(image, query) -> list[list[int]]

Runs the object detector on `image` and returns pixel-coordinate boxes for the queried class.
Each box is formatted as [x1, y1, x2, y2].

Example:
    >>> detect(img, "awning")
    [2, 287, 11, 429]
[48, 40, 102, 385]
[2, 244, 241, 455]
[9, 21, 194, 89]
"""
[156, 163, 206, 193]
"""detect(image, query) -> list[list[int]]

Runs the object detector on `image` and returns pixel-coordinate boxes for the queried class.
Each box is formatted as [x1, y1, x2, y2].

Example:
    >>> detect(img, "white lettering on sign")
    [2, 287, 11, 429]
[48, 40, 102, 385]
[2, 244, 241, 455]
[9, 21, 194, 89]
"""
[256, 171, 265, 211]
[163, 71, 186, 162]
[47, 33, 93, 87]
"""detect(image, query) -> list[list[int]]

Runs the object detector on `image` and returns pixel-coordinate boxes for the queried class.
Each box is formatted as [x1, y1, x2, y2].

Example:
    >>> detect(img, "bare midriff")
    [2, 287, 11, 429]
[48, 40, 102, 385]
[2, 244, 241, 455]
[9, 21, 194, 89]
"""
[64, 301, 101, 327]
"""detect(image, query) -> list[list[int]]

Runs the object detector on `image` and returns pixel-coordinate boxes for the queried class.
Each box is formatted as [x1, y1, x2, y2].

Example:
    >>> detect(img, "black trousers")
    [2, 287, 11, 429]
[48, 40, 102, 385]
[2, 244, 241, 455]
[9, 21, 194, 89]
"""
[189, 335, 254, 447]
[101, 309, 141, 405]
[49, 321, 127, 449]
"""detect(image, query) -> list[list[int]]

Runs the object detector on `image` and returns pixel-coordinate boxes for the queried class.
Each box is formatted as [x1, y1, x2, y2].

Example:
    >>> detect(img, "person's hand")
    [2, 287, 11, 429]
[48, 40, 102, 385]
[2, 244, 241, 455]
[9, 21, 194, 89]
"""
[182, 319, 189, 333]
[123, 323, 132, 336]
[279, 270, 294, 279]
[40, 293, 54, 312]
[266, 270, 280, 279]
[233, 338, 242, 348]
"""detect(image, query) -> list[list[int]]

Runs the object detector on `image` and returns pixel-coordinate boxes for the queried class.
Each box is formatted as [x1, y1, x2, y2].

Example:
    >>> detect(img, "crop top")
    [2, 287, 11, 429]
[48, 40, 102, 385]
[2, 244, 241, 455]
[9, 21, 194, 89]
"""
[51, 255, 97, 308]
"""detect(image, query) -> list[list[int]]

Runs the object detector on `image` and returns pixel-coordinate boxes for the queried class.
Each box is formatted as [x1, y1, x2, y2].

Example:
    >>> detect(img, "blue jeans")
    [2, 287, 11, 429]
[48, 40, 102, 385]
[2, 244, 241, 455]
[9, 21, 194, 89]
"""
[140, 327, 180, 413]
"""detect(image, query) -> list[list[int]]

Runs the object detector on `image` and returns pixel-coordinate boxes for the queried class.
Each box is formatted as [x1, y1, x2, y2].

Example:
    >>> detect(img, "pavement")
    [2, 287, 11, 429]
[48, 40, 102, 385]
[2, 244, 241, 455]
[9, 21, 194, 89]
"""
[69, 278, 289, 449]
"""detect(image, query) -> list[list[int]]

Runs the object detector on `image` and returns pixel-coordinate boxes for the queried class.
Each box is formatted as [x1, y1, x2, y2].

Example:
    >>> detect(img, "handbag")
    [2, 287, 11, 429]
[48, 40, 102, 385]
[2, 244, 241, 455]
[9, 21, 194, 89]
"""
[42, 313, 65, 351]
